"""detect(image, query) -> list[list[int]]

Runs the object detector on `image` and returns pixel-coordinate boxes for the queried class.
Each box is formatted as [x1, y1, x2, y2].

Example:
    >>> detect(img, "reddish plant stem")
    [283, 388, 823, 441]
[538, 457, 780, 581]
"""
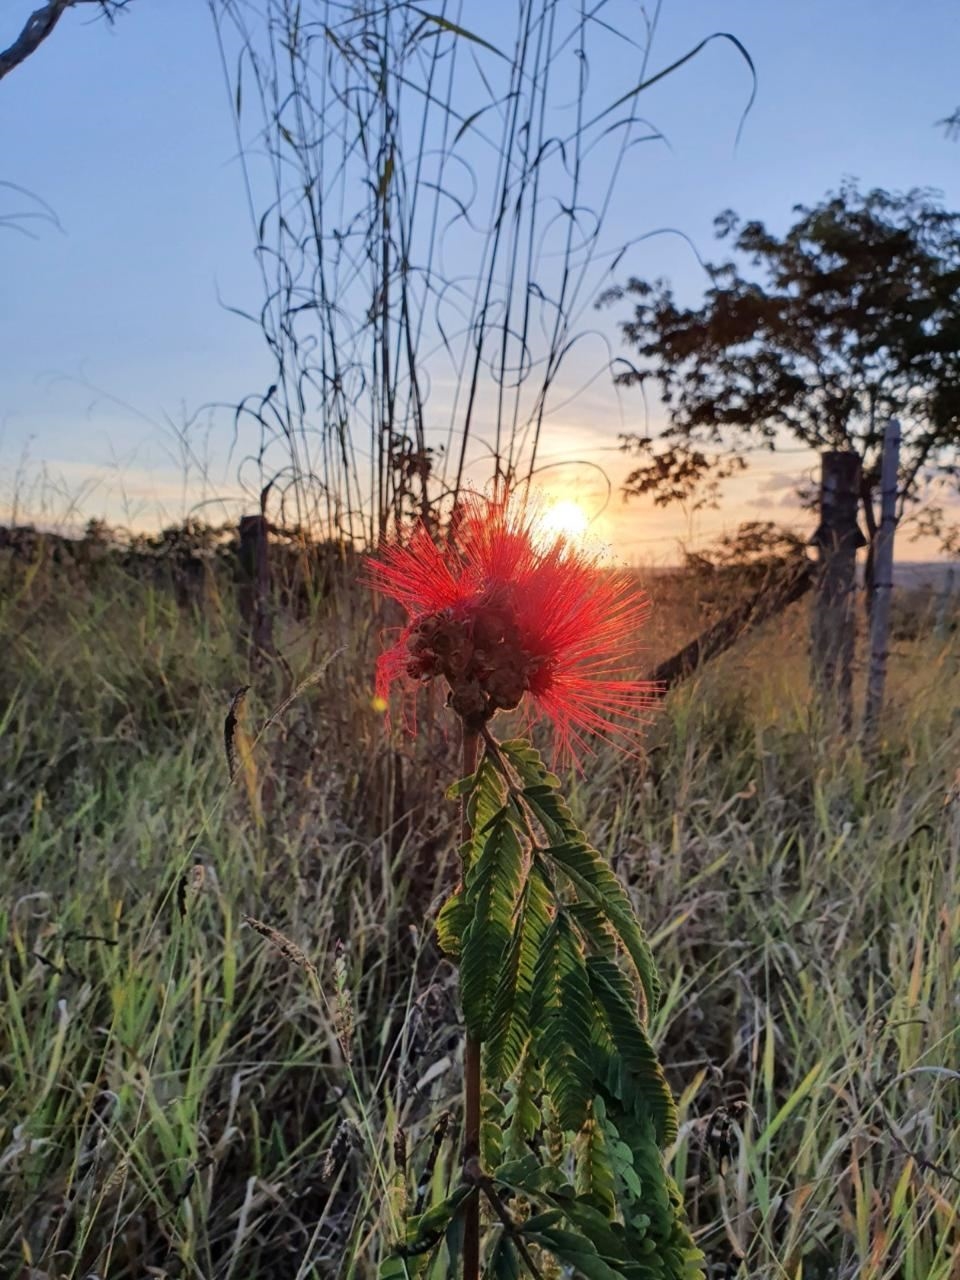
[460, 725, 481, 1280]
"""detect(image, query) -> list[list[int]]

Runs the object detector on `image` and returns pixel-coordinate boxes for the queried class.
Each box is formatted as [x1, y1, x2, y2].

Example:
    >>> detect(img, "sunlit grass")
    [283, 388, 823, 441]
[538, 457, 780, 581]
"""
[1, 555, 957, 1278]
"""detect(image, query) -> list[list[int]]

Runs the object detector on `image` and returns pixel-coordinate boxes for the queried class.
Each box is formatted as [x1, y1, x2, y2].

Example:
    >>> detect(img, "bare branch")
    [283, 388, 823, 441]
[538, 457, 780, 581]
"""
[0, 1, 127, 83]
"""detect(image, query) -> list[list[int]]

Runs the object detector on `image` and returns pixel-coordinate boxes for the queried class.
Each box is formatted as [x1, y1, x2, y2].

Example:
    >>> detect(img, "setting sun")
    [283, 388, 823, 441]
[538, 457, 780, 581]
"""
[537, 498, 591, 545]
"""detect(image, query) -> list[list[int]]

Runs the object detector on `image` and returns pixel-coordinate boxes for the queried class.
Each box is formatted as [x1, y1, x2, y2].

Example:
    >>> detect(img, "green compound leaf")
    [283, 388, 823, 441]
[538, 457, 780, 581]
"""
[466, 753, 507, 837]
[540, 836, 660, 1026]
[594, 1108, 703, 1279]
[440, 739, 703, 1280]
[521, 1226, 627, 1280]
[413, 1182, 474, 1238]
[485, 859, 553, 1083]
[461, 804, 527, 1039]
[585, 955, 677, 1146]
[481, 1088, 505, 1170]
[489, 1231, 524, 1280]
[503, 1045, 542, 1158]
[435, 888, 470, 959]
[497, 738, 561, 790]
[574, 1107, 616, 1214]
[383, 1183, 474, 1276]
[530, 913, 595, 1132]
[500, 740, 661, 1021]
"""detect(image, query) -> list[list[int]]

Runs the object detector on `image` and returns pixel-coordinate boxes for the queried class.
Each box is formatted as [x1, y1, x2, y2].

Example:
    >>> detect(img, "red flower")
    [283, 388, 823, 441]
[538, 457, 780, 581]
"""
[367, 492, 657, 762]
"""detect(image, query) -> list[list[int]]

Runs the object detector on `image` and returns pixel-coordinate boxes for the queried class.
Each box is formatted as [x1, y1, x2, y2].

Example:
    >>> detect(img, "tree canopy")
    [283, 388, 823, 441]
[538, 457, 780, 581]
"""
[603, 182, 960, 549]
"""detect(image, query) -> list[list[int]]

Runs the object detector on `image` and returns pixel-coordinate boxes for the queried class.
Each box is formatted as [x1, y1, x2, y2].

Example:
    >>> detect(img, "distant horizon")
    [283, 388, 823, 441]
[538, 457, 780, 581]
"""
[3, 508, 956, 579]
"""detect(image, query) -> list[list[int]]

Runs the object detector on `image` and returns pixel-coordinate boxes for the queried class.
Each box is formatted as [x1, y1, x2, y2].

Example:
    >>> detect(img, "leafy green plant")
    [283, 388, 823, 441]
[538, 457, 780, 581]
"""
[368, 491, 702, 1279]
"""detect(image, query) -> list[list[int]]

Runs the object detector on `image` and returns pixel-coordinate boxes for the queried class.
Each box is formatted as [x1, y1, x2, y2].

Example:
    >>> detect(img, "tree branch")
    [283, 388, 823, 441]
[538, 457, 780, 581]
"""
[0, 1, 123, 83]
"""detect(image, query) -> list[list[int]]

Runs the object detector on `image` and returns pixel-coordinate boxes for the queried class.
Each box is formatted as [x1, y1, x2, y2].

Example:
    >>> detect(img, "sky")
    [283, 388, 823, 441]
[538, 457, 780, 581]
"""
[2, 0, 959, 562]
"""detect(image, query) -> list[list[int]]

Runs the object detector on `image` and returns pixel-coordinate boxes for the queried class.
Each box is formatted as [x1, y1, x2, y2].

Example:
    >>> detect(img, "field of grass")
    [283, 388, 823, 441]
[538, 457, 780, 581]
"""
[1, 550, 958, 1279]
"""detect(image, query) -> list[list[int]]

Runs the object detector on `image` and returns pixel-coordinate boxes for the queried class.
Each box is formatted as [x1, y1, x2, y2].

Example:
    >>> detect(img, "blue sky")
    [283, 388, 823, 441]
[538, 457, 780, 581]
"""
[2, 0, 959, 558]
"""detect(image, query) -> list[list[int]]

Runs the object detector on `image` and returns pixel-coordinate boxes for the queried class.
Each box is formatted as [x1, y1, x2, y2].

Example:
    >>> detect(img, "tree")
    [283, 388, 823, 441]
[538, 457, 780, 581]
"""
[602, 182, 960, 585]
[0, 1, 131, 83]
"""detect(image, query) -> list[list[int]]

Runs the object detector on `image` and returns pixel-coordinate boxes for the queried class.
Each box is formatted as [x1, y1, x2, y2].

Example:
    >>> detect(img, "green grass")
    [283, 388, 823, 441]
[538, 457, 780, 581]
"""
[1, 556, 958, 1278]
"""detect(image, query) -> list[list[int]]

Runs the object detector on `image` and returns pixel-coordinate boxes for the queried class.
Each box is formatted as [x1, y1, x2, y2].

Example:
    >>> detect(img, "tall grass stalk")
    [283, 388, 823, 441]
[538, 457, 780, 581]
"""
[206, 0, 754, 540]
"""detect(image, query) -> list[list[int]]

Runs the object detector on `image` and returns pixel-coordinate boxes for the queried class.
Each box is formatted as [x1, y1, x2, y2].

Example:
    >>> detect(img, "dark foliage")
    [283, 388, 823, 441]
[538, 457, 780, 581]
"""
[602, 182, 960, 551]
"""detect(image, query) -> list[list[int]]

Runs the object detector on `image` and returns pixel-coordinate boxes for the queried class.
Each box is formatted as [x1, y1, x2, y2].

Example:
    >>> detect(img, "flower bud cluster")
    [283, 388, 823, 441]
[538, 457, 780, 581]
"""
[405, 591, 537, 727]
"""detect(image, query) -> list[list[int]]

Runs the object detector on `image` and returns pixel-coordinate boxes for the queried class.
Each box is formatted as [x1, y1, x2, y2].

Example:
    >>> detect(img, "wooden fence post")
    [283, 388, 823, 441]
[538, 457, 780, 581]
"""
[810, 452, 864, 732]
[863, 419, 901, 739]
[644, 558, 814, 694]
[238, 514, 274, 664]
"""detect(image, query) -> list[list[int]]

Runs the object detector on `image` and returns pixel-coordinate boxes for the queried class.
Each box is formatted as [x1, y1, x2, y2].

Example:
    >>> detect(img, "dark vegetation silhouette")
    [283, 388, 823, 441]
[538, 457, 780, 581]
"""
[602, 182, 960, 593]
[0, 1, 133, 81]
[209, 0, 754, 545]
